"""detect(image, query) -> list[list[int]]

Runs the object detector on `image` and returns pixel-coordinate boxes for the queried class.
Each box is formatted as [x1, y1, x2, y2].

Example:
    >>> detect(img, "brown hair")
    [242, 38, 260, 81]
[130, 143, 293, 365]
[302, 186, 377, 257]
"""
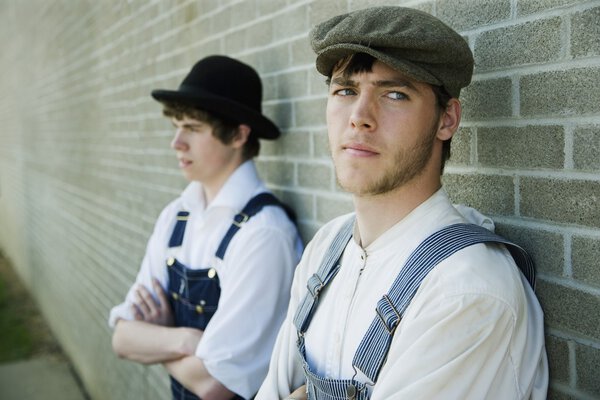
[162, 102, 260, 160]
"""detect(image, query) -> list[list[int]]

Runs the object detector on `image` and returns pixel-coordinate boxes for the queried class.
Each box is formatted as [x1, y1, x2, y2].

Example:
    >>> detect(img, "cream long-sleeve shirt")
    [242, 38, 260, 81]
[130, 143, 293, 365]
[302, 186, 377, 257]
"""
[257, 189, 548, 400]
[109, 160, 303, 398]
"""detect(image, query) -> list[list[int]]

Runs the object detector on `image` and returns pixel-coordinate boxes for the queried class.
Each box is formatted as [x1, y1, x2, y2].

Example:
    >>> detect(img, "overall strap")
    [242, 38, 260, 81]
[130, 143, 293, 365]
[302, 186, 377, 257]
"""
[215, 192, 294, 260]
[294, 216, 355, 334]
[168, 211, 190, 247]
[352, 223, 536, 384]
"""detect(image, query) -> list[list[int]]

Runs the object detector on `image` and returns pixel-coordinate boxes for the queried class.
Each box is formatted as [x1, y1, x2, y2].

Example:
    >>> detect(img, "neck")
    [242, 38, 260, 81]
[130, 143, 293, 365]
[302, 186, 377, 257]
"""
[353, 176, 441, 248]
[202, 158, 247, 205]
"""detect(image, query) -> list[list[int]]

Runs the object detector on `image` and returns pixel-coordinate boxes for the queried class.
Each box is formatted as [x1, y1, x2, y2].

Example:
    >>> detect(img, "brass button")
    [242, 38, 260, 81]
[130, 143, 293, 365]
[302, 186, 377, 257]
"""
[196, 305, 204, 314]
[167, 257, 175, 266]
[171, 292, 179, 300]
[208, 268, 217, 279]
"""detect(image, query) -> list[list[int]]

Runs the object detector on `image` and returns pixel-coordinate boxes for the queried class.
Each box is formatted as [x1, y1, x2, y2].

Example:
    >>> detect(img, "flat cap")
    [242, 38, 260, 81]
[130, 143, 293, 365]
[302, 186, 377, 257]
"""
[310, 6, 474, 98]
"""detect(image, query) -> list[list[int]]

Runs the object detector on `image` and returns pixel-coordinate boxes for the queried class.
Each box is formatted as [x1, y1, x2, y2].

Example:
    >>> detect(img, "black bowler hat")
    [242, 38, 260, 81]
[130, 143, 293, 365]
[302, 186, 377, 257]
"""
[152, 55, 280, 139]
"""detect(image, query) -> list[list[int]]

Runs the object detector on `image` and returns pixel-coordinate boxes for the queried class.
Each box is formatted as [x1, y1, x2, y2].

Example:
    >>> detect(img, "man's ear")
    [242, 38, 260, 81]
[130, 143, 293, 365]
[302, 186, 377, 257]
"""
[231, 124, 251, 148]
[436, 98, 461, 141]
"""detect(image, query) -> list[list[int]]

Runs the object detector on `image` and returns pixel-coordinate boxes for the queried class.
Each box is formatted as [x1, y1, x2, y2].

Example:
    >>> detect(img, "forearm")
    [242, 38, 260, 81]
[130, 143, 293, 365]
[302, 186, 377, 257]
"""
[164, 356, 236, 400]
[112, 319, 202, 364]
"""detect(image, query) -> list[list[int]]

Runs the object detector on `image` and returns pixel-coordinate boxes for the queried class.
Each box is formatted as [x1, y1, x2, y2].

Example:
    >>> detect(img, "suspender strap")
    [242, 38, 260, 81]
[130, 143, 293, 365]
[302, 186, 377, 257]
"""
[352, 223, 536, 383]
[168, 211, 190, 247]
[215, 192, 293, 260]
[293, 216, 355, 334]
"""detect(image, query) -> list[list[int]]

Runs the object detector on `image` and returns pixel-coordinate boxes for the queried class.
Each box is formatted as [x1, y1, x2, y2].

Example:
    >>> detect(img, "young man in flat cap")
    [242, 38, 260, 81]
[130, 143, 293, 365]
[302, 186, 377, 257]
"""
[109, 55, 303, 400]
[257, 7, 548, 400]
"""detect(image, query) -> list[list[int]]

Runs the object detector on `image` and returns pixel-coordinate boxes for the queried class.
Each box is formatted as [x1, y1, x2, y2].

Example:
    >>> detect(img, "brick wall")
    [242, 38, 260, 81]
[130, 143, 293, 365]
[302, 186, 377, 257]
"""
[0, 0, 598, 399]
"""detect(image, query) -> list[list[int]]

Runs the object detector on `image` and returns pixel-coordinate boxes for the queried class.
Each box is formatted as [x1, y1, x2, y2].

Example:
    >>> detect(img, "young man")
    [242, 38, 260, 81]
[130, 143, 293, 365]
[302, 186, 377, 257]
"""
[109, 55, 303, 400]
[257, 7, 548, 400]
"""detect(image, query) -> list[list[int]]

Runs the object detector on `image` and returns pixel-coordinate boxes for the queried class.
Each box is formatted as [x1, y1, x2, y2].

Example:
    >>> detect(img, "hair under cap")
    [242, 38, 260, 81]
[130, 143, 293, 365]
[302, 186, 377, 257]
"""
[310, 6, 474, 98]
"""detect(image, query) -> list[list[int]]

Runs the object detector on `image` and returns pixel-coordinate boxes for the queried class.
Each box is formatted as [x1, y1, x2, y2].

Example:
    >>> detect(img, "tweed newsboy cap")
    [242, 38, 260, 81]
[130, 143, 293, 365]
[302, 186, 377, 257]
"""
[310, 6, 474, 98]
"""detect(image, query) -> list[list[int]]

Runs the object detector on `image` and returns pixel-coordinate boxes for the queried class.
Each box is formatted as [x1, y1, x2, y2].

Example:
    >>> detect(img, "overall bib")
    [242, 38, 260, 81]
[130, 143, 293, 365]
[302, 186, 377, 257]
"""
[293, 217, 536, 400]
[166, 193, 293, 400]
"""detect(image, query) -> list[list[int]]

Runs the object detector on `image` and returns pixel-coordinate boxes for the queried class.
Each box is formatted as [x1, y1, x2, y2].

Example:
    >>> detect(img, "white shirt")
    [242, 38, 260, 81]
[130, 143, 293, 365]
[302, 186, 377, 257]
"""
[109, 160, 303, 399]
[257, 189, 548, 400]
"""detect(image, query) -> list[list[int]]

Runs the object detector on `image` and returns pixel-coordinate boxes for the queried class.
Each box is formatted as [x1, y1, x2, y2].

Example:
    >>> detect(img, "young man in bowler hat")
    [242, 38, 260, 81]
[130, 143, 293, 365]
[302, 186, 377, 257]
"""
[257, 7, 548, 400]
[109, 55, 303, 400]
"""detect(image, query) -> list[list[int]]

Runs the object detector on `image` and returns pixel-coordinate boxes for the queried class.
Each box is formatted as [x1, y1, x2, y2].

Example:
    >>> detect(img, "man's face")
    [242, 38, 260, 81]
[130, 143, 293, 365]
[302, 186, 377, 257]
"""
[170, 116, 238, 186]
[326, 60, 442, 197]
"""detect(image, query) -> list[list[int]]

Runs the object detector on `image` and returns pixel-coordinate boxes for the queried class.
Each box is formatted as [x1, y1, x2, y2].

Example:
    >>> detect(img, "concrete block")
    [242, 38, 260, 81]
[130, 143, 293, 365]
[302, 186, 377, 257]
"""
[573, 125, 600, 171]
[295, 97, 327, 128]
[495, 223, 564, 276]
[571, 6, 600, 58]
[255, 159, 295, 186]
[277, 70, 310, 99]
[520, 178, 600, 228]
[576, 343, 600, 395]
[209, 9, 231, 35]
[230, 0, 256, 27]
[447, 126, 472, 166]
[243, 20, 273, 48]
[437, 0, 510, 31]
[308, 0, 349, 26]
[257, 0, 288, 16]
[263, 102, 293, 130]
[442, 174, 515, 215]
[298, 162, 331, 191]
[477, 125, 564, 169]
[546, 388, 577, 400]
[536, 280, 600, 338]
[289, 37, 313, 66]
[572, 235, 600, 286]
[545, 335, 570, 384]
[277, 188, 315, 221]
[313, 129, 331, 159]
[316, 194, 353, 223]
[273, 8, 309, 39]
[518, 0, 581, 16]
[460, 78, 512, 120]
[474, 18, 562, 71]
[261, 130, 311, 157]
[521, 67, 600, 117]
[348, 1, 432, 14]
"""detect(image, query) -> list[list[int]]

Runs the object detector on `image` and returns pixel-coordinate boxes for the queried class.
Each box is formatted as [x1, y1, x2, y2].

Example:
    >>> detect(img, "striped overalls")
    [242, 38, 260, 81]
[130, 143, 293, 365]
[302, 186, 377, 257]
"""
[167, 193, 292, 400]
[293, 217, 536, 400]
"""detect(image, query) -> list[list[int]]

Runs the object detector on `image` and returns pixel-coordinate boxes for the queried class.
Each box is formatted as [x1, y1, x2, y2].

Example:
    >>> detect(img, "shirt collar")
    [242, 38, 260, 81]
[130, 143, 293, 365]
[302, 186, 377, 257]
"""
[179, 160, 263, 212]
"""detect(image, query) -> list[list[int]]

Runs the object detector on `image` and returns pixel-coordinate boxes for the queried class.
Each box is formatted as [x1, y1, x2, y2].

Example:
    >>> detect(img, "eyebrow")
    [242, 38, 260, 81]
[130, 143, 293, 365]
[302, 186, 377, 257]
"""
[329, 76, 418, 92]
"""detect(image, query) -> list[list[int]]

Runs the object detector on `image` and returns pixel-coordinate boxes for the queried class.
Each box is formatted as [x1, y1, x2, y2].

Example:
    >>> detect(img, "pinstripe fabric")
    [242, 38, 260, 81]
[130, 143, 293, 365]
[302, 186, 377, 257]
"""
[293, 216, 355, 334]
[294, 222, 536, 400]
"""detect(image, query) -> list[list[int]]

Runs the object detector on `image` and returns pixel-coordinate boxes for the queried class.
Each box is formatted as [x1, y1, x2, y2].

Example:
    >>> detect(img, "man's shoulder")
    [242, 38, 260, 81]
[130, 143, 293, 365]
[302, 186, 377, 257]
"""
[425, 241, 528, 311]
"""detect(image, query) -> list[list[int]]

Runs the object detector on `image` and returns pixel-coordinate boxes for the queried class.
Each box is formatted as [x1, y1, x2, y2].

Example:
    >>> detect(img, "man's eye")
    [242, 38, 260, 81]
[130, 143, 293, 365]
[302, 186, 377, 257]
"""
[333, 88, 355, 96]
[387, 91, 408, 100]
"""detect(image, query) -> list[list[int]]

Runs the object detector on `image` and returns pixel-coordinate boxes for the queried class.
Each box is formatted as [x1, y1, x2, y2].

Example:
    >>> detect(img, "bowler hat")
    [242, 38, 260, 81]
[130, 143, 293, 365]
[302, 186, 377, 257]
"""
[152, 55, 280, 139]
[311, 7, 474, 98]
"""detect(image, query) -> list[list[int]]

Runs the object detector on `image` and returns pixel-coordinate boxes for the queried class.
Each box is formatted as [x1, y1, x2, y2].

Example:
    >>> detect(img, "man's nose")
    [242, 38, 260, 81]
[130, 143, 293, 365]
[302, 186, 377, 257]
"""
[349, 94, 376, 131]
[171, 129, 187, 150]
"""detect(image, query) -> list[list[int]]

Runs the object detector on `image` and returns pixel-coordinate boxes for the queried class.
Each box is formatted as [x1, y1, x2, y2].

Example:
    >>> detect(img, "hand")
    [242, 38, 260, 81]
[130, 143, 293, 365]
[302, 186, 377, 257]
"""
[285, 385, 307, 400]
[132, 278, 174, 326]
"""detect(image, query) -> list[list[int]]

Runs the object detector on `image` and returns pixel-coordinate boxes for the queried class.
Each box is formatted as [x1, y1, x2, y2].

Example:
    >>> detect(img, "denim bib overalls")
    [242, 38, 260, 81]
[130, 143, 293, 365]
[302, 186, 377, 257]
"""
[166, 193, 293, 400]
[293, 217, 536, 400]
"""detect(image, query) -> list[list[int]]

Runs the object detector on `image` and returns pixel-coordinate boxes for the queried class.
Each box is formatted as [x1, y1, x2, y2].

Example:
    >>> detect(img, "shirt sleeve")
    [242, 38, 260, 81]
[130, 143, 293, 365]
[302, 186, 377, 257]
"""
[196, 221, 300, 399]
[108, 205, 173, 328]
[255, 247, 313, 399]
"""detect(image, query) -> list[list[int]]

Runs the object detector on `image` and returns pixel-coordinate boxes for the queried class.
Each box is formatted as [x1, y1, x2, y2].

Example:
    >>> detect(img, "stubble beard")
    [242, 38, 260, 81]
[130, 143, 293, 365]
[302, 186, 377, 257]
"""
[334, 122, 439, 197]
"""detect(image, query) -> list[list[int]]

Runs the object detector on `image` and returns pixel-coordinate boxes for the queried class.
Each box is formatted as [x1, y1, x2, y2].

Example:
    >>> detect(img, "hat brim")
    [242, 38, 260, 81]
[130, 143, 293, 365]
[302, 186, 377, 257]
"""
[151, 88, 280, 140]
[315, 43, 443, 88]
